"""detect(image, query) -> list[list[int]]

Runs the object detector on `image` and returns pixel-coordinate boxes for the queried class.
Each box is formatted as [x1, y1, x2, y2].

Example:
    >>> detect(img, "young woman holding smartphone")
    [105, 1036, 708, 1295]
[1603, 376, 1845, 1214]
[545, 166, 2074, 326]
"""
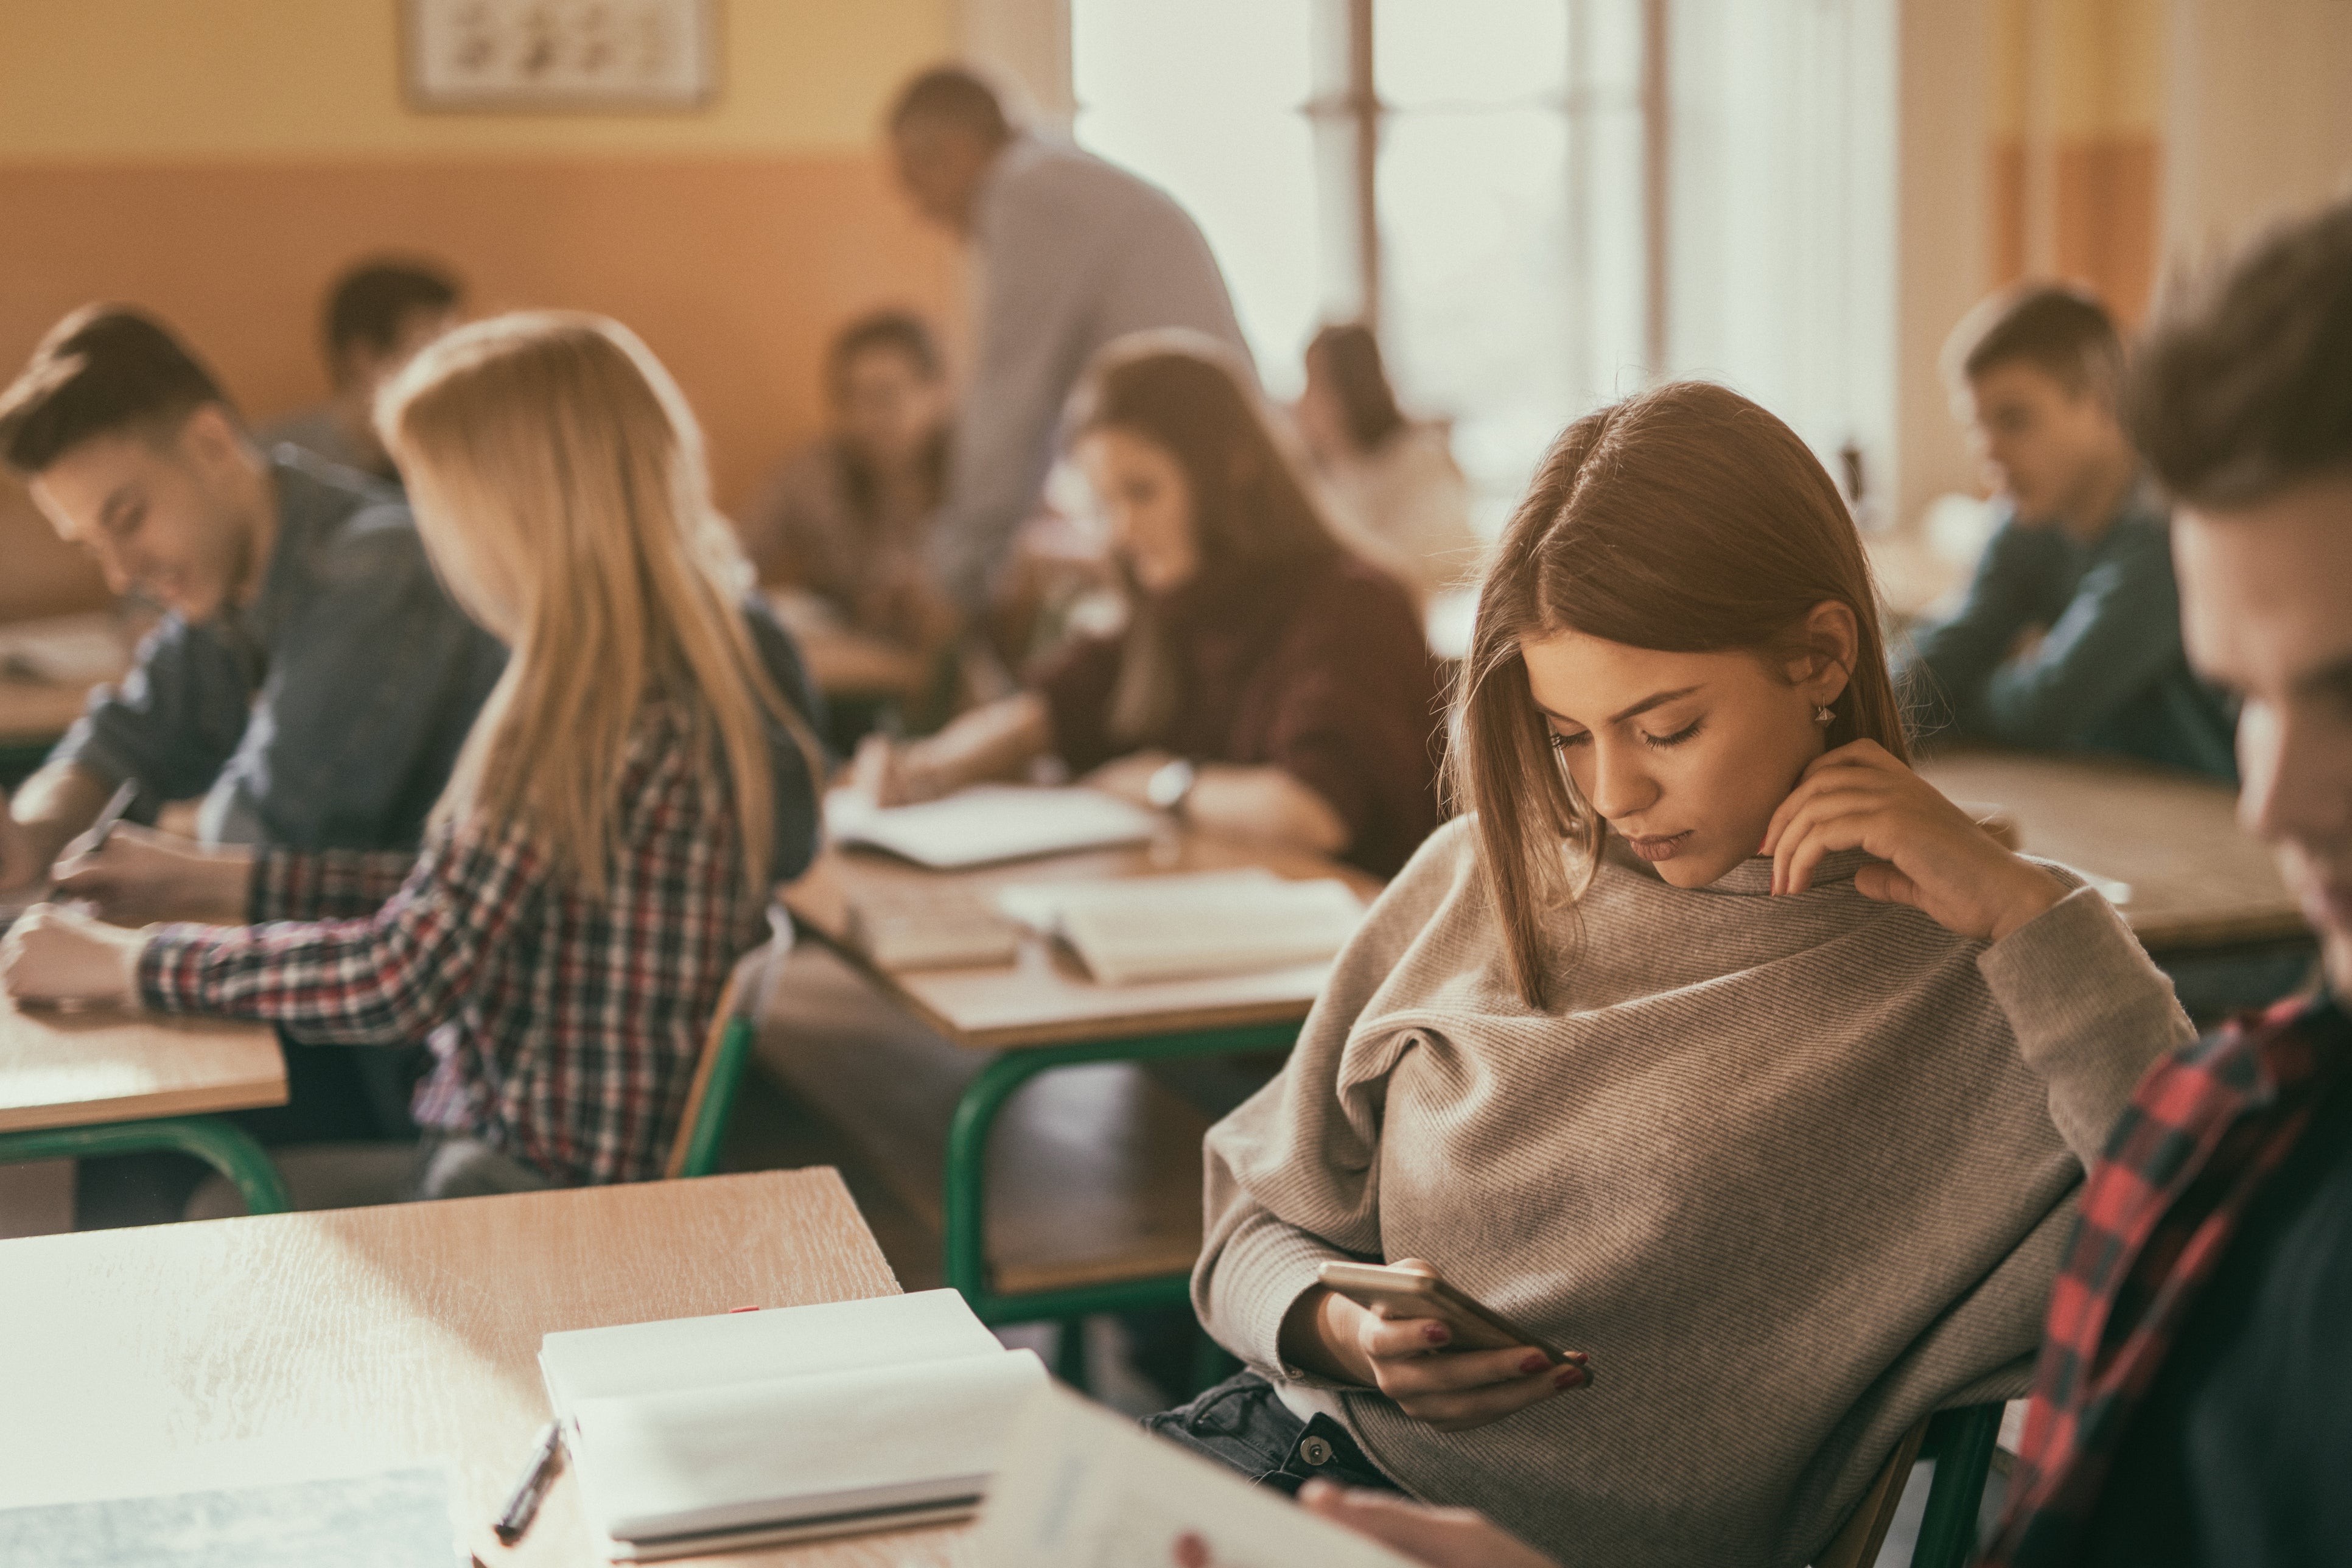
[1160, 382, 2189, 1568]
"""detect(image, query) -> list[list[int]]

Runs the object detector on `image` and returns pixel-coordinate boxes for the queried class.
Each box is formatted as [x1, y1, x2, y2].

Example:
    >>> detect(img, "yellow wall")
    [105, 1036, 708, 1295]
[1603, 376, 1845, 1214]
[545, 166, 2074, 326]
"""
[1985, 0, 2166, 323]
[0, 0, 964, 621]
[0, 1, 954, 159]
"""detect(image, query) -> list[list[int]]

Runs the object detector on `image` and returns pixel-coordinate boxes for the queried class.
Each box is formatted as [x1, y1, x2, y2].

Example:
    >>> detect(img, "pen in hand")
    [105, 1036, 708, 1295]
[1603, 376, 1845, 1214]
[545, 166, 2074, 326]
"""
[492, 1419, 566, 1547]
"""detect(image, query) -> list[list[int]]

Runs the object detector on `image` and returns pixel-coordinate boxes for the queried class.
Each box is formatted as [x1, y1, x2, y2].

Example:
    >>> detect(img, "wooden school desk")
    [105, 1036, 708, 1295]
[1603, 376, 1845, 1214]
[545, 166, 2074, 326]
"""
[1915, 748, 2302, 954]
[0, 1168, 967, 1568]
[782, 827, 1381, 1331]
[0, 992, 290, 1213]
[0, 611, 133, 779]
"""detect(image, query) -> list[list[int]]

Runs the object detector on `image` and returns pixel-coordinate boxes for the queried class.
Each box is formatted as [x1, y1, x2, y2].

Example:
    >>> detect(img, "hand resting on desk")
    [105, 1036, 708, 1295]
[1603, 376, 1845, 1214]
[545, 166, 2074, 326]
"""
[0, 903, 144, 1006]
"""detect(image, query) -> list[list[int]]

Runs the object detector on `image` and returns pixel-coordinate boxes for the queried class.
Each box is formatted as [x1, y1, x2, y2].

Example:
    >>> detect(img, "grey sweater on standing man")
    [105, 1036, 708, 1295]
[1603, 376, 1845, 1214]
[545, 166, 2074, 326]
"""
[1194, 817, 2193, 1568]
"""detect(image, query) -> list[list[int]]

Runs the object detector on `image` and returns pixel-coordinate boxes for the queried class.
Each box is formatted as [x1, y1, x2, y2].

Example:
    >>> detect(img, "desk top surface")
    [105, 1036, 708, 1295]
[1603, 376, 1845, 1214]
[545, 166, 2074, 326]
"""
[0, 993, 285, 1133]
[0, 611, 133, 746]
[0, 1168, 970, 1567]
[783, 827, 1383, 1051]
[1916, 749, 2300, 951]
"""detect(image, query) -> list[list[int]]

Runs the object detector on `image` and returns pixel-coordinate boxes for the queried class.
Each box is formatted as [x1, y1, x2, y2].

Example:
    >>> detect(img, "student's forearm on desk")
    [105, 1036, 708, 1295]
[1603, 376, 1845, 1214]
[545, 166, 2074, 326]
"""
[4, 761, 114, 884]
[901, 693, 1052, 796]
[1190, 766, 1350, 858]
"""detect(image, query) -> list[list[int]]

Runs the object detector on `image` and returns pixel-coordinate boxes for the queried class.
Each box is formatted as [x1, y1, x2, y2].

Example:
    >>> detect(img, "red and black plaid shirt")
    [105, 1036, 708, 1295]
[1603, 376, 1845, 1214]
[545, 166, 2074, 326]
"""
[139, 698, 775, 1187]
[1986, 990, 2352, 1566]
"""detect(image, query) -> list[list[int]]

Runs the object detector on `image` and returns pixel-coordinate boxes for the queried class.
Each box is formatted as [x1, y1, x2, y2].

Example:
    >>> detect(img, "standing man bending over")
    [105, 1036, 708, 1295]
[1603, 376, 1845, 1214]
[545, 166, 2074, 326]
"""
[1901, 285, 2238, 779]
[885, 65, 1251, 618]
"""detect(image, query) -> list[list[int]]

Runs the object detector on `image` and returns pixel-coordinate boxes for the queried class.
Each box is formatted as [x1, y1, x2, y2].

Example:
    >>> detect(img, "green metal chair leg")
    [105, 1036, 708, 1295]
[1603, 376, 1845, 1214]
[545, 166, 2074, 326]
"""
[1913, 1404, 2004, 1568]
[1054, 1317, 1092, 1391]
[940, 1023, 1301, 1326]
[0, 1116, 291, 1216]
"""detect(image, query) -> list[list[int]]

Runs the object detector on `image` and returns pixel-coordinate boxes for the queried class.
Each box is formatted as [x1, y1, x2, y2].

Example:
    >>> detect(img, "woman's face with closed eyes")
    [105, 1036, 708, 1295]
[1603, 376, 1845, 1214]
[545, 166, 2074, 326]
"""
[1519, 618, 1851, 888]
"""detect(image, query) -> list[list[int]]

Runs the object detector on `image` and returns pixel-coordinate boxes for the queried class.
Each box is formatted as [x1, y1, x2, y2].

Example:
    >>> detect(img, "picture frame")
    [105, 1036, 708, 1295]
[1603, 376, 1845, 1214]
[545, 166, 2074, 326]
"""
[402, 0, 718, 113]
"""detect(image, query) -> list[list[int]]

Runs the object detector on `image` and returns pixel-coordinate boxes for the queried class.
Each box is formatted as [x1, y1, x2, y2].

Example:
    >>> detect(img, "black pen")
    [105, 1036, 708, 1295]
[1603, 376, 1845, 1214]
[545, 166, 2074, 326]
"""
[492, 1419, 566, 1547]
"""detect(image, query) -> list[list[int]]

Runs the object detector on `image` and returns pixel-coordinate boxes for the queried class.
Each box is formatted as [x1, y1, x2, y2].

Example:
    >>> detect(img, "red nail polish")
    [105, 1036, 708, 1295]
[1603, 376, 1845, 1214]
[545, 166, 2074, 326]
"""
[1423, 1321, 1449, 1345]
[1553, 1365, 1586, 1390]
[1520, 1351, 1548, 1374]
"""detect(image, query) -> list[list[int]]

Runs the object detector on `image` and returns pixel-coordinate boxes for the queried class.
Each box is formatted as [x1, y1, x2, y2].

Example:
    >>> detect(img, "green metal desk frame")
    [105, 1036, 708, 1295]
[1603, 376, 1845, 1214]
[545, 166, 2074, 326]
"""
[941, 1018, 1301, 1351]
[0, 1116, 291, 1216]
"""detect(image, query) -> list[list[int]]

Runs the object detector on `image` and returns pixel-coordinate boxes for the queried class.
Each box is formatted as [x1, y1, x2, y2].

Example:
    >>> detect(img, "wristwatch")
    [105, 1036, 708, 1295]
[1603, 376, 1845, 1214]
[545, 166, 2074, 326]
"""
[1144, 757, 1200, 819]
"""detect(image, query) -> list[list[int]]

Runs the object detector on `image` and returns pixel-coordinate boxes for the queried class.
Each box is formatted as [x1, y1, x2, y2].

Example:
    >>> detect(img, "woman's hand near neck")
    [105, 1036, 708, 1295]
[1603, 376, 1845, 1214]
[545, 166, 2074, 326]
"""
[1760, 739, 2065, 942]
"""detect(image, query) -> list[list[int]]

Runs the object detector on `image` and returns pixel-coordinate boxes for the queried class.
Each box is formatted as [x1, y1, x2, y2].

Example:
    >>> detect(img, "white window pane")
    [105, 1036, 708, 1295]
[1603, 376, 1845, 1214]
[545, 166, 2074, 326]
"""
[1376, 0, 1567, 108]
[1379, 109, 1576, 505]
[1073, 0, 1321, 396]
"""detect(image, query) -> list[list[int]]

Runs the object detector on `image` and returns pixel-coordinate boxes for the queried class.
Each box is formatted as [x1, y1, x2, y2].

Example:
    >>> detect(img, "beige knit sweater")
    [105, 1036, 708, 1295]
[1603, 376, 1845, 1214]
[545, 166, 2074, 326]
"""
[1194, 818, 2193, 1568]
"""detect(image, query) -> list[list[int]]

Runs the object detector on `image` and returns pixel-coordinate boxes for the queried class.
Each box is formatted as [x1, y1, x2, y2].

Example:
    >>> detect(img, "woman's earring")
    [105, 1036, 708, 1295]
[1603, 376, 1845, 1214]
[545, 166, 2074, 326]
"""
[1813, 703, 1835, 725]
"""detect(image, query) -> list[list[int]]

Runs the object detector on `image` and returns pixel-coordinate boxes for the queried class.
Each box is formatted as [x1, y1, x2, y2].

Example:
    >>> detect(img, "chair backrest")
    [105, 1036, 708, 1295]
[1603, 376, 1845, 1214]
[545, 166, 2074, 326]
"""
[1816, 1420, 1930, 1568]
[1813, 1403, 2007, 1568]
[664, 919, 783, 1180]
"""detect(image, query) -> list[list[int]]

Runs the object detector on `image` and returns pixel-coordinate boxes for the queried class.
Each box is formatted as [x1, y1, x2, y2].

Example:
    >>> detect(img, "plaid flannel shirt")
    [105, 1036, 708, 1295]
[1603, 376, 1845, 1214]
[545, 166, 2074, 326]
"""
[139, 698, 775, 1186]
[1986, 990, 2352, 1566]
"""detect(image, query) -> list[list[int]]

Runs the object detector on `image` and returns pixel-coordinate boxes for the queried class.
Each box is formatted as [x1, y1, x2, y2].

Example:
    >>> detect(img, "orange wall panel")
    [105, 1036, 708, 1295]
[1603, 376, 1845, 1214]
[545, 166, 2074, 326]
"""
[0, 156, 961, 620]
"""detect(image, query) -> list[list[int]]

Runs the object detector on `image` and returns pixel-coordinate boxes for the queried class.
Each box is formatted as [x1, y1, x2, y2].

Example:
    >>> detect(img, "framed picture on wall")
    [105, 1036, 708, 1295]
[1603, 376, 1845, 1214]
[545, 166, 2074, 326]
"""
[404, 0, 717, 111]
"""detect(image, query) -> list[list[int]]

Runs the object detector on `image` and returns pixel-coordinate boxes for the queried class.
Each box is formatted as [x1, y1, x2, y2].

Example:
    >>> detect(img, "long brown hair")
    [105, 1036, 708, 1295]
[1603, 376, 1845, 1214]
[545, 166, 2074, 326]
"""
[1065, 331, 1346, 744]
[1451, 380, 1904, 1008]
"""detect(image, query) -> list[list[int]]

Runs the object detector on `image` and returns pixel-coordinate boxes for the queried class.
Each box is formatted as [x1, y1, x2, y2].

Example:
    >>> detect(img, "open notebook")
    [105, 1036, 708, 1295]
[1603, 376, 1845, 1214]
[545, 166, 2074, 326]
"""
[827, 786, 1160, 870]
[540, 1290, 1046, 1560]
[975, 1383, 1419, 1567]
[998, 867, 1368, 985]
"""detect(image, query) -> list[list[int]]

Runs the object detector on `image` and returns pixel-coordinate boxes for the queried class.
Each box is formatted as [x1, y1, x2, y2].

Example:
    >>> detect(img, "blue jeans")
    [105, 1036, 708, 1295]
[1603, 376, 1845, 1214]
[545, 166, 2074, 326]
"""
[1144, 1370, 1405, 1497]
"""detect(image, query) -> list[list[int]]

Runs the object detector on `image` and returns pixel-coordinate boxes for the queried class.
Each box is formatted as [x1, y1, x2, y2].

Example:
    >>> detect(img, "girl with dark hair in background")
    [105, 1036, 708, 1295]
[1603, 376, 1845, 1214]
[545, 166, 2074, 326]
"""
[854, 329, 1441, 877]
[1297, 323, 1483, 599]
[1157, 380, 2189, 1568]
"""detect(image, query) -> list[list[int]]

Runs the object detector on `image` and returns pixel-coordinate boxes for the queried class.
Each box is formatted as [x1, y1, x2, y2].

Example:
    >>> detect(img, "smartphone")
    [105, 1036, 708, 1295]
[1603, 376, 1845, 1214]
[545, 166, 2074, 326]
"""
[1315, 1261, 1581, 1368]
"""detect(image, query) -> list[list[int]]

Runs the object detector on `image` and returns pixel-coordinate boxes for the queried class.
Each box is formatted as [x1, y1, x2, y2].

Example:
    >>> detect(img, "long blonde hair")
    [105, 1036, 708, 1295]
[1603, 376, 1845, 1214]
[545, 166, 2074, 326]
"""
[377, 311, 814, 895]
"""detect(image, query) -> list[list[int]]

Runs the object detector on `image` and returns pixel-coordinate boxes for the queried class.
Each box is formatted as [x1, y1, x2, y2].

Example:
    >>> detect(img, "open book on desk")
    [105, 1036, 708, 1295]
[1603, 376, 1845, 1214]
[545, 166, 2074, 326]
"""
[998, 867, 1368, 985]
[975, 1382, 1419, 1567]
[540, 1289, 1046, 1560]
[827, 785, 1161, 870]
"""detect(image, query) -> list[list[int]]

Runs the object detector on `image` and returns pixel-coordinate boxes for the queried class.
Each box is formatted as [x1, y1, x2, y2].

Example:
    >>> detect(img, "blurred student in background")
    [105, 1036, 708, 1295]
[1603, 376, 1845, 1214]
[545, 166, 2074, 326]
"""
[739, 309, 954, 654]
[1297, 323, 1482, 600]
[885, 65, 1251, 623]
[259, 256, 464, 485]
[855, 333, 1441, 878]
[2, 313, 824, 1203]
[1899, 284, 2238, 779]
[0, 305, 505, 1221]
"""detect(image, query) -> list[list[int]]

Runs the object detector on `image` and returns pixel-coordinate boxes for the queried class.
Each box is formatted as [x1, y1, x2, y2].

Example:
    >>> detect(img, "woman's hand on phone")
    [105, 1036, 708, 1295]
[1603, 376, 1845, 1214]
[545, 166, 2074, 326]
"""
[1281, 1260, 1588, 1433]
[1762, 740, 2065, 943]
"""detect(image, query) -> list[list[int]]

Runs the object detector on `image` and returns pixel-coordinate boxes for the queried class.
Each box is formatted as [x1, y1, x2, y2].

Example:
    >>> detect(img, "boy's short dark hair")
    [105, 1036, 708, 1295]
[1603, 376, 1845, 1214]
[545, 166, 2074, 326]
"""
[2128, 197, 2352, 508]
[0, 304, 231, 475]
[323, 257, 463, 367]
[1942, 284, 2126, 405]
[887, 65, 1013, 141]
[827, 310, 943, 396]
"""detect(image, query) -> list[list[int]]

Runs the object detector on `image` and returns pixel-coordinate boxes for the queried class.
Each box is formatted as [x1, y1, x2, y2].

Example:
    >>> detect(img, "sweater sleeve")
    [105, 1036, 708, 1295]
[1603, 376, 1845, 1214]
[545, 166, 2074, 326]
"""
[1192, 822, 1474, 1373]
[1977, 882, 2197, 1166]
[141, 813, 546, 1046]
